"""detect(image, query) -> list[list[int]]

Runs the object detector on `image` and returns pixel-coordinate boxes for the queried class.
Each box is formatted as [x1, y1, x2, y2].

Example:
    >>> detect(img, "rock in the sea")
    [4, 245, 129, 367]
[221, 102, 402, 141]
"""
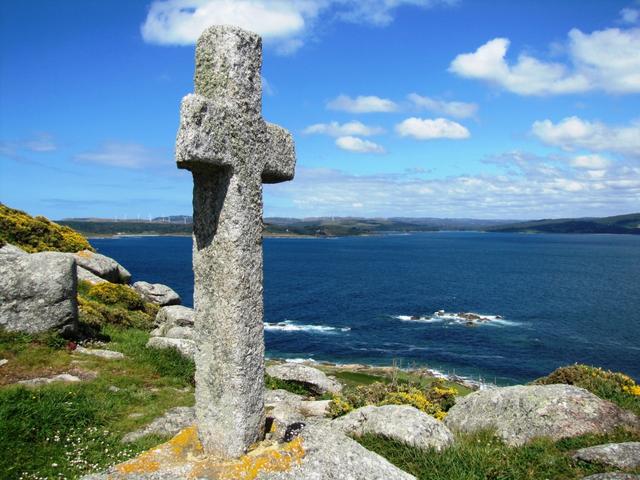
[18, 373, 81, 386]
[146, 336, 196, 359]
[334, 405, 454, 451]
[574, 442, 640, 469]
[133, 281, 181, 306]
[74, 250, 131, 284]
[445, 384, 640, 446]
[0, 244, 27, 256]
[266, 363, 342, 395]
[75, 346, 125, 360]
[77, 266, 107, 285]
[122, 406, 195, 443]
[0, 252, 78, 334]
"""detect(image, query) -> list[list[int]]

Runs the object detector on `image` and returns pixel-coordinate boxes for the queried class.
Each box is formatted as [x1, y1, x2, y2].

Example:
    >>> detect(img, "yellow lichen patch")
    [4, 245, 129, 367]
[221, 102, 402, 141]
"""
[190, 437, 305, 480]
[76, 250, 94, 258]
[115, 426, 201, 475]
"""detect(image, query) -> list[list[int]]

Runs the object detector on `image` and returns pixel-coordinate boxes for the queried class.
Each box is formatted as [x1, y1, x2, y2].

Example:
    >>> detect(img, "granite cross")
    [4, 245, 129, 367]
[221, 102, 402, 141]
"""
[175, 25, 296, 458]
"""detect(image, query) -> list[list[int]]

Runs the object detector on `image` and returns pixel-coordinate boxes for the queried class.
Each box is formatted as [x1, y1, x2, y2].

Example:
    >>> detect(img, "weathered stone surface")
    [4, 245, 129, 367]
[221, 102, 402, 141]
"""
[334, 405, 454, 451]
[266, 363, 342, 395]
[133, 281, 181, 306]
[574, 442, 640, 469]
[581, 475, 640, 480]
[0, 359, 7, 367]
[176, 25, 296, 458]
[74, 250, 131, 284]
[265, 389, 305, 405]
[259, 421, 416, 480]
[75, 346, 125, 360]
[163, 326, 195, 340]
[0, 252, 78, 333]
[0, 244, 26, 255]
[18, 373, 81, 386]
[154, 305, 194, 330]
[77, 266, 107, 284]
[122, 407, 195, 443]
[298, 400, 331, 418]
[445, 384, 640, 446]
[146, 336, 197, 359]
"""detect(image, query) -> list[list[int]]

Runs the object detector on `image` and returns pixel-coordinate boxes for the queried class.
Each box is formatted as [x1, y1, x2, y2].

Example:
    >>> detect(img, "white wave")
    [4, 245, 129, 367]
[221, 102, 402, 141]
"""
[265, 320, 351, 334]
[393, 315, 442, 323]
[285, 358, 317, 363]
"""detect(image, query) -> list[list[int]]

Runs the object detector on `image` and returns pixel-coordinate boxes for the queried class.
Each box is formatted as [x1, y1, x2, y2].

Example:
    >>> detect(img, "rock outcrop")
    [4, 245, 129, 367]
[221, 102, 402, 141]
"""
[444, 384, 640, 446]
[122, 406, 195, 443]
[147, 337, 197, 359]
[574, 442, 640, 469]
[0, 252, 78, 334]
[74, 250, 131, 284]
[581, 475, 640, 480]
[266, 363, 342, 395]
[133, 281, 181, 306]
[0, 243, 27, 256]
[333, 405, 454, 451]
[153, 305, 194, 334]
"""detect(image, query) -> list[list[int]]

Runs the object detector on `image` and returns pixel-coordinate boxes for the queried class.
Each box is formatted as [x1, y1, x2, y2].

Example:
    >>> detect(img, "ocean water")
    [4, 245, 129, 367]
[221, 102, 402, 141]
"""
[90, 232, 640, 384]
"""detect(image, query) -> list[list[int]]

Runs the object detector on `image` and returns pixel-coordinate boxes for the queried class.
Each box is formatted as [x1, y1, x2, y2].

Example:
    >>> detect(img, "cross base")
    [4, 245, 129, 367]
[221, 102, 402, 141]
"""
[95, 426, 305, 479]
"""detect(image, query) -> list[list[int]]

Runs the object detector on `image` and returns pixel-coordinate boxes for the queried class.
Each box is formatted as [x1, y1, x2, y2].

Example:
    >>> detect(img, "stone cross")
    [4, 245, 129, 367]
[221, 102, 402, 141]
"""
[175, 25, 296, 458]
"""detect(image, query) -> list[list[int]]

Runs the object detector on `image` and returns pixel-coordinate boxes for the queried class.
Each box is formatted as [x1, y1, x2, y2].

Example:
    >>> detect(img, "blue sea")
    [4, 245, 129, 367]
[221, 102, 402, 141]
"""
[90, 232, 640, 385]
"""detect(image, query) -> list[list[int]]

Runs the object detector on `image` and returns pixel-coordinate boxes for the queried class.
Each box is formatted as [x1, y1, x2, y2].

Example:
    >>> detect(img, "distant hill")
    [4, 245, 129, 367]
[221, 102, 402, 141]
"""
[487, 213, 640, 235]
[58, 213, 640, 237]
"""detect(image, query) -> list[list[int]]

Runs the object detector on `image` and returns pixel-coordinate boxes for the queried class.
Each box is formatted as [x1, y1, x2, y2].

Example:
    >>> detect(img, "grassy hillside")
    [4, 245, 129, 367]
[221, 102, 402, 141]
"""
[0, 204, 93, 252]
[488, 213, 640, 235]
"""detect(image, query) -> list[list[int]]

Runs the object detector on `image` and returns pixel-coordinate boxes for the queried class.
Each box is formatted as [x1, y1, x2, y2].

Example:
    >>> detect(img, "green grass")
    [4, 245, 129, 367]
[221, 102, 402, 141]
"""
[358, 428, 640, 480]
[0, 325, 195, 480]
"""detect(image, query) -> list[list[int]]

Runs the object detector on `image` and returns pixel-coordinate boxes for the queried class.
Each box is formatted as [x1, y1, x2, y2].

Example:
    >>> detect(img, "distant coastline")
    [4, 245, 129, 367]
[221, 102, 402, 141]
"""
[62, 212, 640, 238]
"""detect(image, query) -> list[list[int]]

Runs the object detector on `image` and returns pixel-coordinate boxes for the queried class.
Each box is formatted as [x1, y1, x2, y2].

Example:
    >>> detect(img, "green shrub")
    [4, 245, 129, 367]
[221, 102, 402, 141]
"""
[0, 203, 93, 253]
[78, 281, 156, 330]
[533, 364, 640, 415]
[329, 379, 457, 421]
[86, 283, 145, 310]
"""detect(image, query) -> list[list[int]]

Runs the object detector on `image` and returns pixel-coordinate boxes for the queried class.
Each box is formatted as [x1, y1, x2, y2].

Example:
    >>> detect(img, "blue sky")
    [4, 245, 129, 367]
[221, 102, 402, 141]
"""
[1, 0, 639, 220]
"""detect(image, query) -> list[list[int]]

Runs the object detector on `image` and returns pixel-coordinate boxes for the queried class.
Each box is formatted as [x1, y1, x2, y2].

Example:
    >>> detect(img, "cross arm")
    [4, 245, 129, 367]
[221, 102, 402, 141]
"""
[262, 123, 296, 184]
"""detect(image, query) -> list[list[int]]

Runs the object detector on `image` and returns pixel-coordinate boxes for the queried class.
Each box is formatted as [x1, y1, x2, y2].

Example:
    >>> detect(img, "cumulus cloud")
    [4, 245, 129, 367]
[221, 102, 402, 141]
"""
[395, 117, 470, 140]
[407, 93, 478, 118]
[303, 121, 384, 136]
[620, 7, 640, 24]
[265, 154, 640, 218]
[142, 0, 454, 53]
[74, 143, 170, 169]
[570, 154, 612, 170]
[327, 94, 398, 113]
[450, 26, 640, 95]
[531, 116, 640, 157]
[335, 136, 386, 153]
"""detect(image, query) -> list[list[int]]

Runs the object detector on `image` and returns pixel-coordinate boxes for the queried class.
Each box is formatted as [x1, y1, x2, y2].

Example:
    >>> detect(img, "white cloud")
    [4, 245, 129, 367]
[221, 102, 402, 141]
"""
[24, 133, 57, 152]
[265, 154, 640, 218]
[620, 7, 640, 24]
[407, 93, 478, 118]
[304, 121, 384, 136]
[335, 136, 386, 153]
[450, 26, 640, 95]
[395, 117, 470, 140]
[142, 0, 454, 53]
[74, 143, 169, 169]
[327, 94, 398, 113]
[531, 116, 640, 157]
[571, 154, 611, 170]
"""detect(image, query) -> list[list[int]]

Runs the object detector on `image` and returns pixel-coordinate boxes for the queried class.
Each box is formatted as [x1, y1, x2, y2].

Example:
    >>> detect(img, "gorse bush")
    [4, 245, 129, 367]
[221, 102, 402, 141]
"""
[329, 379, 457, 420]
[77, 281, 158, 330]
[0, 203, 93, 253]
[533, 364, 640, 416]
